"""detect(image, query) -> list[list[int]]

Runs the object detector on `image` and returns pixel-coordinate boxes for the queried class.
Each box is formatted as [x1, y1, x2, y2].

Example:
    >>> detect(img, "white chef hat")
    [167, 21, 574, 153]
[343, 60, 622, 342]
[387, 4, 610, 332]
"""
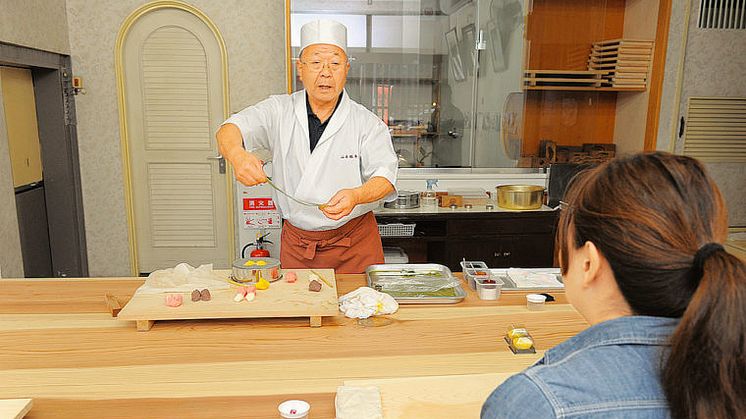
[300, 19, 348, 56]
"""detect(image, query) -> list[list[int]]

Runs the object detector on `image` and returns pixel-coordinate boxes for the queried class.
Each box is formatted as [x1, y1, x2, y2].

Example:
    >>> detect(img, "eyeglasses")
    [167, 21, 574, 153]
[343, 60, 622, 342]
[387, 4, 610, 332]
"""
[300, 59, 348, 72]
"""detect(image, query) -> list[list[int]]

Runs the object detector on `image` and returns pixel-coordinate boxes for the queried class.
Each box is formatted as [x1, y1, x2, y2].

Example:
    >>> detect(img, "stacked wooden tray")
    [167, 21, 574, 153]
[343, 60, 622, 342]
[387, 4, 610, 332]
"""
[523, 70, 610, 90]
[588, 39, 653, 90]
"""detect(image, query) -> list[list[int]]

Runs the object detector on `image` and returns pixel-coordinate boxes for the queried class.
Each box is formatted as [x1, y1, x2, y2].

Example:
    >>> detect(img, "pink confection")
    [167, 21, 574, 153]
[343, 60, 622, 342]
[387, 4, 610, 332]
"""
[243, 285, 257, 294]
[165, 294, 183, 307]
[285, 272, 298, 283]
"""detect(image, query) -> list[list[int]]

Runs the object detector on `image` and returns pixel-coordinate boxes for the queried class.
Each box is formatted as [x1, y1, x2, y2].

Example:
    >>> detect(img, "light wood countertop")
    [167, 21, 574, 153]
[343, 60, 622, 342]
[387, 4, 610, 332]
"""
[0, 274, 587, 418]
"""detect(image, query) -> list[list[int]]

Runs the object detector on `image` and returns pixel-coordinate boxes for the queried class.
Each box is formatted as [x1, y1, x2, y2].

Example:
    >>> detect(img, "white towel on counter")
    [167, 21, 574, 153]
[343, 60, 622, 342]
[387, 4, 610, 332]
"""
[136, 263, 230, 294]
[336, 385, 383, 419]
[338, 287, 398, 319]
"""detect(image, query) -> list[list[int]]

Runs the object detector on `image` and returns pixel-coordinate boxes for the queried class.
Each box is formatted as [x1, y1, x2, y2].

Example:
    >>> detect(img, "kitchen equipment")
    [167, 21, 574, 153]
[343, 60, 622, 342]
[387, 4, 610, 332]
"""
[422, 179, 438, 209]
[460, 260, 491, 290]
[383, 246, 409, 264]
[548, 163, 593, 208]
[365, 264, 466, 304]
[384, 191, 420, 209]
[489, 268, 564, 290]
[378, 223, 416, 237]
[231, 257, 282, 283]
[118, 269, 338, 330]
[439, 195, 463, 208]
[476, 277, 504, 300]
[496, 185, 545, 210]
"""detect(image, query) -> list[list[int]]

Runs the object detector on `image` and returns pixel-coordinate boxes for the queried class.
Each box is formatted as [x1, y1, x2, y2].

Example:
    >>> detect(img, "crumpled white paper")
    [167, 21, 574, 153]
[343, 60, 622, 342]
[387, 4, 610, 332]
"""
[136, 263, 230, 295]
[338, 287, 398, 319]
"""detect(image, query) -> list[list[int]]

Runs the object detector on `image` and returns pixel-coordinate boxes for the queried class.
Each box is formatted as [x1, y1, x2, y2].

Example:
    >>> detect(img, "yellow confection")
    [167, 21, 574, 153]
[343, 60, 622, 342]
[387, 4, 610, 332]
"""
[512, 336, 534, 350]
[507, 328, 528, 340]
[256, 278, 270, 290]
[244, 260, 256, 266]
[257, 260, 267, 266]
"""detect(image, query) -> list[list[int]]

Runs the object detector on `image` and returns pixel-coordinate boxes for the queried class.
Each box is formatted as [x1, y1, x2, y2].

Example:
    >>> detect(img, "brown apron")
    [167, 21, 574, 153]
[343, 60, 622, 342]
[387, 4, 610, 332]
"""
[280, 212, 384, 274]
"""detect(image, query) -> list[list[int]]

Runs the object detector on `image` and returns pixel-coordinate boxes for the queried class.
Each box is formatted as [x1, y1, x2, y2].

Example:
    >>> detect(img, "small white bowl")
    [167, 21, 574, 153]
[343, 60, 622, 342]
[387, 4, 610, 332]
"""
[278, 400, 310, 419]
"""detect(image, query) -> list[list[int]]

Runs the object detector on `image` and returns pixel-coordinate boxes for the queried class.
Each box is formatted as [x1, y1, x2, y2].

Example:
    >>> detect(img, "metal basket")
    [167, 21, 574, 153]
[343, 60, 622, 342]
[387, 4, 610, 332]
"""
[377, 223, 416, 237]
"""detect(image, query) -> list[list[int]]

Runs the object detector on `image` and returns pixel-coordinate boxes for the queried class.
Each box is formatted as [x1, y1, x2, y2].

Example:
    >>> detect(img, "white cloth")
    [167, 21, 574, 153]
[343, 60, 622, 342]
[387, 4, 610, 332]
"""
[338, 287, 398, 319]
[223, 90, 398, 231]
[301, 19, 347, 54]
[335, 386, 383, 419]
[506, 268, 564, 288]
[136, 263, 230, 295]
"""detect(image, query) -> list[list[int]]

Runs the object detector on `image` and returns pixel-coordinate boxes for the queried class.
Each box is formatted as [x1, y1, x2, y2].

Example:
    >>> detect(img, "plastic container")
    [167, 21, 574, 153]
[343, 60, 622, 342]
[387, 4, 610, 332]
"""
[422, 179, 439, 210]
[476, 276, 504, 300]
[278, 400, 310, 419]
[526, 293, 547, 310]
[460, 260, 491, 290]
[378, 223, 416, 237]
[383, 246, 409, 264]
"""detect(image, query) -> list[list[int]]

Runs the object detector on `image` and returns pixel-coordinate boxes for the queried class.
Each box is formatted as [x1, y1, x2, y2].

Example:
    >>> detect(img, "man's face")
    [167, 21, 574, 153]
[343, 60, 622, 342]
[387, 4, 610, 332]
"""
[297, 44, 349, 104]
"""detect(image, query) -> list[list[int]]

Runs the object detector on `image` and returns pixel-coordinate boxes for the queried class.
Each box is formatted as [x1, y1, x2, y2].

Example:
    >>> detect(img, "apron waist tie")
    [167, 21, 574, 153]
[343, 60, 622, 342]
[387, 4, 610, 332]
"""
[301, 237, 352, 260]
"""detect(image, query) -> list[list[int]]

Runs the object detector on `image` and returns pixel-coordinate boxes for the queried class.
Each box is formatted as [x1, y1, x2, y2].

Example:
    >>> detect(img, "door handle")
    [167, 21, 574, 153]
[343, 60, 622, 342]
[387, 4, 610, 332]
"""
[207, 154, 226, 174]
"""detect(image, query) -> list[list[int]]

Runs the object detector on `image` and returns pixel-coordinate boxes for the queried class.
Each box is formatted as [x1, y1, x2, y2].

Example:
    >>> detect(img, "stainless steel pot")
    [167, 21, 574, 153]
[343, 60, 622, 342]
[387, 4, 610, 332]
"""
[496, 185, 545, 210]
[384, 191, 420, 209]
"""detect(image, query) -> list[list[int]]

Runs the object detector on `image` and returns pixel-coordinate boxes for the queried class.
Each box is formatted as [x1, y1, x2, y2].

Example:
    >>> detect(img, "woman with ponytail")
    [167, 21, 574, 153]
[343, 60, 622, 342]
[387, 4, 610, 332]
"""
[482, 152, 745, 418]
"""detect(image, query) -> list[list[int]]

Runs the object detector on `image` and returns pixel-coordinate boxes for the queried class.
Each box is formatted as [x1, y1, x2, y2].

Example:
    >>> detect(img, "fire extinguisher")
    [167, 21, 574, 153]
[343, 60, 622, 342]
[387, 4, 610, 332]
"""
[242, 232, 272, 258]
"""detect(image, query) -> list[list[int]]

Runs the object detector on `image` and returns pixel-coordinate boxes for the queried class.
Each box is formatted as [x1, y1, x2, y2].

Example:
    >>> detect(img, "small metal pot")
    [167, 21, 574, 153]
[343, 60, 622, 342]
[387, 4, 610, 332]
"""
[384, 191, 420, 209]
[496, 185, 545, 210]
[231, 257, 282, 283]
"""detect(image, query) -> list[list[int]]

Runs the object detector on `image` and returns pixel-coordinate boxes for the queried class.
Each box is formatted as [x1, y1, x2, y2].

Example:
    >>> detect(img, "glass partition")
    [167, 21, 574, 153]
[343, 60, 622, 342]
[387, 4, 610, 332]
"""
[288, 0, 526, 168]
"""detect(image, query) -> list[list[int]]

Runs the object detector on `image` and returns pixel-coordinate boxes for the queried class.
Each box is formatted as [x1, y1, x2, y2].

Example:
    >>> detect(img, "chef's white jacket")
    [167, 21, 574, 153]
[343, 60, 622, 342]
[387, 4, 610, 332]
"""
[223, 89, 398, 231]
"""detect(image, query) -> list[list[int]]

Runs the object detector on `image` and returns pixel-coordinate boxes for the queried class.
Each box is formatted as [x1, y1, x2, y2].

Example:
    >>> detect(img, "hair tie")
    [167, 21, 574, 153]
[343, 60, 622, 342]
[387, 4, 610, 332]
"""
[692, 242, 724, 279]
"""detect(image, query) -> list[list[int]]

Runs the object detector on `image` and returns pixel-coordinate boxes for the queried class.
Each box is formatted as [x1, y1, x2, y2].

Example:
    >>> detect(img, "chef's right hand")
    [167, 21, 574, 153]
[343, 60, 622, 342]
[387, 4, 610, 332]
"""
[230, 151, 268, 186]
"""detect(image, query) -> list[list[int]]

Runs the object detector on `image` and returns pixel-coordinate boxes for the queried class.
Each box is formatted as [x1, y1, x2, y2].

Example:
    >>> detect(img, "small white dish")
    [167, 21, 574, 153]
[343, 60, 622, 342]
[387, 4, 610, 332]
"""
[278, 399, 310, 419]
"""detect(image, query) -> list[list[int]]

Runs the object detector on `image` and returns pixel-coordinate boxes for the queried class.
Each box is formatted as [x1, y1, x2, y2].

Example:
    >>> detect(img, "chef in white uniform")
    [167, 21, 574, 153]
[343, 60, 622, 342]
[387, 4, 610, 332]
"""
[217, 19, 398, 273]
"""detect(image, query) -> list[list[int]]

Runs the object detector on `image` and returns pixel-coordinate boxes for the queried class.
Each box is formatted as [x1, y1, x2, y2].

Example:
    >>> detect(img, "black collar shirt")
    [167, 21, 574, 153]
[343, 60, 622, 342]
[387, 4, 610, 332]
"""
[306, 92, 343, 152]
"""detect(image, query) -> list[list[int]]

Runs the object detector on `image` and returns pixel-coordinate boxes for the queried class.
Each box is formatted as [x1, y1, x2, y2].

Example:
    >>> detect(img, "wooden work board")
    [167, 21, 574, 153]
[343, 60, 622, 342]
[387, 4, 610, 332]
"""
[117, 269, 338, 331]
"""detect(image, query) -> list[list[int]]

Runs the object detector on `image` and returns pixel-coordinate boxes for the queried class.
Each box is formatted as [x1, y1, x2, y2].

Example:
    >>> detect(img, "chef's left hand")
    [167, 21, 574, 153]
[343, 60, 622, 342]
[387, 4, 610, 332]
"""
[320, 188, 360, 220]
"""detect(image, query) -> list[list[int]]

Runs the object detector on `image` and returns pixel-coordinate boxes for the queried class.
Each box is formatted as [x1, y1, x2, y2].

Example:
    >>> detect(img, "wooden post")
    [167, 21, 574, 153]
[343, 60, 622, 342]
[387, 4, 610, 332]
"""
[309, 316, 322, 328]
[136, 320, 154, 331]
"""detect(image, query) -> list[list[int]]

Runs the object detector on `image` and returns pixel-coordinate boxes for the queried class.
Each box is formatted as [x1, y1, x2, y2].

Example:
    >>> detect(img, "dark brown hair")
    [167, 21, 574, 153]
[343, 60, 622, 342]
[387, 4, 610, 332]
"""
[557, 152, 745, 419]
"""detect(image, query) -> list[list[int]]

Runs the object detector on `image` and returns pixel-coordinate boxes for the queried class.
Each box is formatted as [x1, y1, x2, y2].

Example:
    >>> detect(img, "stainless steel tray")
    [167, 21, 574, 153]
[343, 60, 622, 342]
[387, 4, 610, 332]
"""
[365, 263, 466, 304]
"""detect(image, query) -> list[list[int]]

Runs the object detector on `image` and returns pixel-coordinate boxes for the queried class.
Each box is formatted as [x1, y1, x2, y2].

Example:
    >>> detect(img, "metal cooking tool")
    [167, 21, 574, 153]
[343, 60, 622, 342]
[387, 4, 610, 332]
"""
[496, 185, 545, 210]
[265, 177, 327, 209]
[231, 257, 282, 283]
[383, 191, 420, 209]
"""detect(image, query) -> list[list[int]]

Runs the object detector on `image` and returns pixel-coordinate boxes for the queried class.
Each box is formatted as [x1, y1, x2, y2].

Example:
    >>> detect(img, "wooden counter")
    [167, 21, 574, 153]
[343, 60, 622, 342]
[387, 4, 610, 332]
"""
[0, 275, 587, 418]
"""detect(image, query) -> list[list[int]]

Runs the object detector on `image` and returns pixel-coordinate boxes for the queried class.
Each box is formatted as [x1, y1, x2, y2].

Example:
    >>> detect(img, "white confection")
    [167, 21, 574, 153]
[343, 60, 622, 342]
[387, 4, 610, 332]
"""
[300, 19, 347, 55]
[233, 292, 244, 302]
[245, 292, 256, 302]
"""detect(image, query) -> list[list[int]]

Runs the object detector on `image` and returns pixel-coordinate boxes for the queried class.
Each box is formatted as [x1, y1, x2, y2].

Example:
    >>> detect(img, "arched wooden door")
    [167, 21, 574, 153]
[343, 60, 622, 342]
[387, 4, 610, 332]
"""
[117, 2, 233, 274]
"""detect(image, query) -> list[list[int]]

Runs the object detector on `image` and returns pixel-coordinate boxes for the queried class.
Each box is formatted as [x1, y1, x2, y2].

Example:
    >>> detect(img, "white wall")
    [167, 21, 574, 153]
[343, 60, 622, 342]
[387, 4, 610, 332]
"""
[656, 0, 746, 226]
[0, 0, 70, 54]
[65, 0, 287, 276]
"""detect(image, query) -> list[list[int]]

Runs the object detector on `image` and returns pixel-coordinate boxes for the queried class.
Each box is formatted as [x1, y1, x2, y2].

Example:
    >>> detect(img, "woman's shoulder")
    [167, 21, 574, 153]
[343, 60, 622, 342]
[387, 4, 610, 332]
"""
[481, 373, 555, 418]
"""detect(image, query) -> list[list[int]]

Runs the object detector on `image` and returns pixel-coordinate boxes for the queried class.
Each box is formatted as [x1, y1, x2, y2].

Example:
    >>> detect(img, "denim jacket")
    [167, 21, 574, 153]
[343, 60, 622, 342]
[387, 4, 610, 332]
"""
[482, 316, 678, 418]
